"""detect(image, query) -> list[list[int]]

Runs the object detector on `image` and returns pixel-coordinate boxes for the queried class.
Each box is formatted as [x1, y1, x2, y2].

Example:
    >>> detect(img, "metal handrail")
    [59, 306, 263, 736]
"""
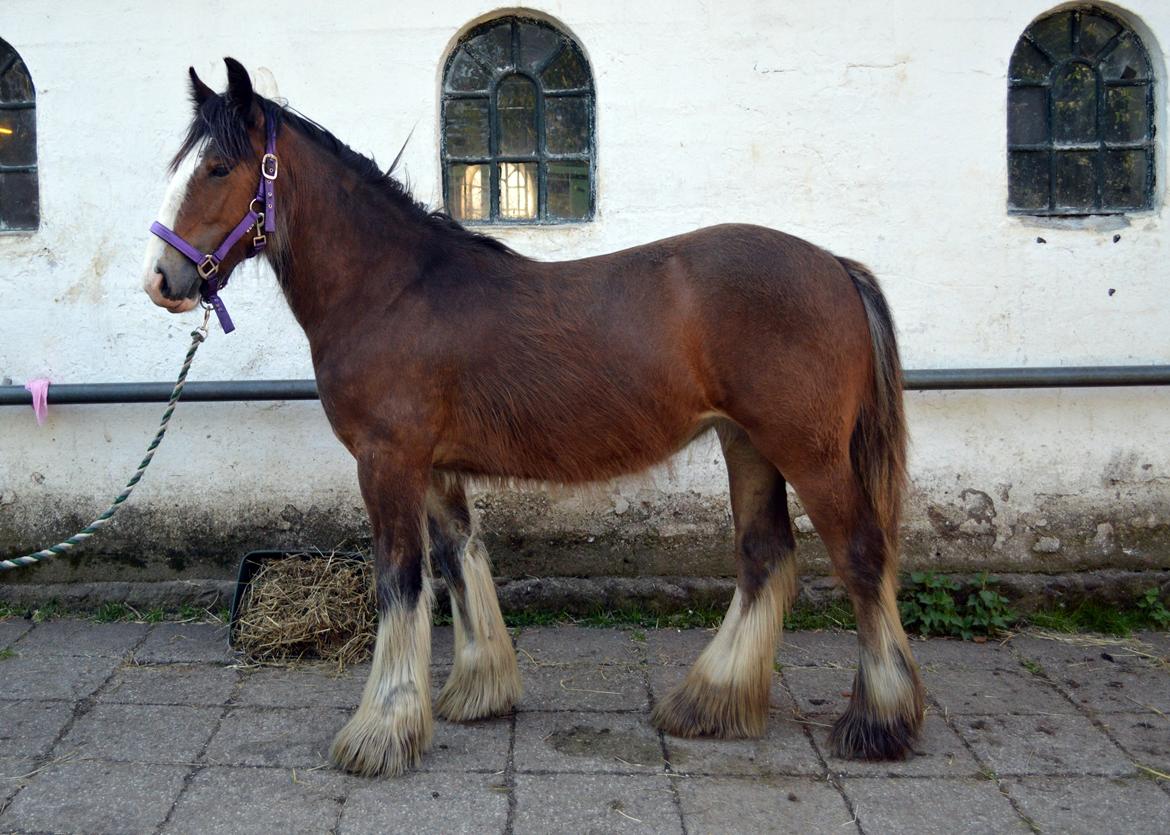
[1, 366, 1168, 406]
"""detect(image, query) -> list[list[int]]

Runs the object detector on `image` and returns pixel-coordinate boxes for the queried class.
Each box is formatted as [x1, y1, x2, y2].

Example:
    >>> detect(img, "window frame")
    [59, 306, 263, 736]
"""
[1006, 7, 1156, 217]
[0, 38, 39, 232]
[440, 16, 596, 225]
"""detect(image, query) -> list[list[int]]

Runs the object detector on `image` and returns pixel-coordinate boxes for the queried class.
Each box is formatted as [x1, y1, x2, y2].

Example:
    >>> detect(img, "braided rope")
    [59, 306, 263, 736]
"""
[1, 326, 207, 571]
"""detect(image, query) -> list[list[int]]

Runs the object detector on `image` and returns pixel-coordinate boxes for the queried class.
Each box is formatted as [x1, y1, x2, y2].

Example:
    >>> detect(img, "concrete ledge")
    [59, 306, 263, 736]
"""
[2, 570, 1167, 616]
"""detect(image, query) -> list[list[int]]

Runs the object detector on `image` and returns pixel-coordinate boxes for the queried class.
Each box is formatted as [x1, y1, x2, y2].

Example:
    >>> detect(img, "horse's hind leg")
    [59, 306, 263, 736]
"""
[330, 453, 433, 777]
[788, 462, 924, 759]
[428, 475, 521, 721]
[651, 422, 796, 738]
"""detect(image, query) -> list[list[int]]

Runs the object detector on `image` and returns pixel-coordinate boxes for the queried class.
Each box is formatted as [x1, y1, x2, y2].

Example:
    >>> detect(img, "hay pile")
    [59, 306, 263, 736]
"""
[233, 553, 377, 667]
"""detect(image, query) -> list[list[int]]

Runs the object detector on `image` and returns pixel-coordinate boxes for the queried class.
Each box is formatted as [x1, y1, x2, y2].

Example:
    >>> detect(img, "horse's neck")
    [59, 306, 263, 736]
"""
[271, 145, 427, 340]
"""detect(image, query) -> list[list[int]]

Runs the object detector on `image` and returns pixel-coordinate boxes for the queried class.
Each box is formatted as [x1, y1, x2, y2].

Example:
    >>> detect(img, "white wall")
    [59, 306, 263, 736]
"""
[1, 1, 1167, 577]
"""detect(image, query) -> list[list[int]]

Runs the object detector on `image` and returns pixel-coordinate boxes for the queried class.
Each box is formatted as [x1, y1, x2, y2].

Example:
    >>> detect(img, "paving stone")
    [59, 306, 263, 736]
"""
[1006, 776, 1170, 834]
[339, 770, 509, 835]
[100, 663, 238, 706]
[513, 773, 681, 834]
[922, 668, 1075, 715]
[236, 665, 364, 709]
[164, 765, 345, 834]
[0, 653, 118, 701]
[909, 637, 1018, 670]
[520, 661, 649, 712]
[1099, 713, 1170, 772]
[1133, 630, 1170, 659]
[776, 630, 858, 668]
[1047, 664, 1170, 714]
[1011, 634, 1162, 669]
[203, 706, 348, 768]
[648, 664, 796, 717]
[780, 666, 856, 716]
[14, 620, 148, 657]
[135, 622, 233, 663]
[516, 626, 645, 665]
[819, 713, 982, 778]
[844, 777, 1027, 834]
[0, 700, 75, 759]
[0, 760, 189, 834]
[430, 624, 455, 665]
[663, 717, 822, 777]
[954, 714, 1135, 776]
[644, 628, 717, 666]
[421, 718, 511, 773]
[513, 710, 665, 774]
[0, 757, 36, 808]
[60, 703, 221, 764]
[0, 619, 32, 648]
[675, 775, 852, 833]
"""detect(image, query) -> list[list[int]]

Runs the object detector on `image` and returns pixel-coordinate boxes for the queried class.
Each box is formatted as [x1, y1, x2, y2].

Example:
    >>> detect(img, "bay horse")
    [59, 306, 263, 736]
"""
[143, 58, 924, 776]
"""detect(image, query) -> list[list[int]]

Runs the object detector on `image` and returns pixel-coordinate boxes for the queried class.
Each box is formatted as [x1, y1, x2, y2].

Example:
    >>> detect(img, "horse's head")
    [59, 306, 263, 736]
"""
[143, 58, 279, 314]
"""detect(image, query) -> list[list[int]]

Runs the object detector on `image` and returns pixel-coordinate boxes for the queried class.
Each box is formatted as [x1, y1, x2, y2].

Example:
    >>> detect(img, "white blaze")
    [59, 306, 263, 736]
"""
[140, 147, 201, 289]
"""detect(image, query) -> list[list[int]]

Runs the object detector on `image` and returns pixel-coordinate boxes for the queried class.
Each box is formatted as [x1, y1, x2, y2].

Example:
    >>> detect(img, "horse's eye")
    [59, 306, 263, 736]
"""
[209, 163, 232, 178]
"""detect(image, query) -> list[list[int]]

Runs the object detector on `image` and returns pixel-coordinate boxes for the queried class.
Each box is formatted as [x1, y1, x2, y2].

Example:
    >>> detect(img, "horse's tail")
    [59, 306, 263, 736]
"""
[838, 257, 908, 546]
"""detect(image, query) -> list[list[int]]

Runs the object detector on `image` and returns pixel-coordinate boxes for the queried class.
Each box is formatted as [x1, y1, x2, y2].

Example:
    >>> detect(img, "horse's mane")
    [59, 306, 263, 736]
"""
[171, 92, 514, 256]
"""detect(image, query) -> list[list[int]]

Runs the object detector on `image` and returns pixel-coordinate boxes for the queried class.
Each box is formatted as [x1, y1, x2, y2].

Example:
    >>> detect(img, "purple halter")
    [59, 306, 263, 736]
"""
[150, 119, 279, 333]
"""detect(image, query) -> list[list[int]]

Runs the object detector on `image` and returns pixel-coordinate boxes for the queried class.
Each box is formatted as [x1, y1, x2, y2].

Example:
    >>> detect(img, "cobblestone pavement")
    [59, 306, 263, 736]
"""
[1, 618, 1168, 834]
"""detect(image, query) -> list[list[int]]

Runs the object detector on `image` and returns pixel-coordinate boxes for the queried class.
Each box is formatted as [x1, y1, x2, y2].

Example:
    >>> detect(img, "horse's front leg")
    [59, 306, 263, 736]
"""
[330, 451, 433, 777]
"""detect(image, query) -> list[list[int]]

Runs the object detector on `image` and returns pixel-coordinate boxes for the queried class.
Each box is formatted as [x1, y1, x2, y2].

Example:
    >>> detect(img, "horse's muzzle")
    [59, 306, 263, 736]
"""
[144, 270, 200, 313]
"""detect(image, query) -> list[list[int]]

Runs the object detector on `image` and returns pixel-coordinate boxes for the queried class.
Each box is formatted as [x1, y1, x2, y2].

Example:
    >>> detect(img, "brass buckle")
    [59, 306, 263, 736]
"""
[197, 255, 219, 279]
[261, 153, 279, 180]
[252, 232, 267, 248]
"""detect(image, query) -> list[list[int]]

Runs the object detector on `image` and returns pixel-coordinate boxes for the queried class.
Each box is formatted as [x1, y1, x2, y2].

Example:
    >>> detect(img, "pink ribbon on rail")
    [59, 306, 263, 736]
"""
[24, 378, 50, 425]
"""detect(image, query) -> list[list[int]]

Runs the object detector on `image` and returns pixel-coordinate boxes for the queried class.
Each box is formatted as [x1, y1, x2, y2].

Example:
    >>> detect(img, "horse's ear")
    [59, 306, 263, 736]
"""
[223, 57, 255, 120]
[188, 67, 214, 107]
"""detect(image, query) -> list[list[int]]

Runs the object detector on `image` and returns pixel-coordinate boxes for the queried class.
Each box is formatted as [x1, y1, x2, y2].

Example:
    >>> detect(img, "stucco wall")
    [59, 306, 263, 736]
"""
[2, 1, 1168, 586]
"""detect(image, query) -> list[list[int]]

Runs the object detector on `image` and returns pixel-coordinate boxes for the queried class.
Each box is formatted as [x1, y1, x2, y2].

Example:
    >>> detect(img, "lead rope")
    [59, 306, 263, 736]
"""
[1, 312, 210, 571]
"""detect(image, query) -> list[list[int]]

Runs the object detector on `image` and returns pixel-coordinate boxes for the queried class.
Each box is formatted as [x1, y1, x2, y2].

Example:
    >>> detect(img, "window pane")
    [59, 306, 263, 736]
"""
[466, 23, 513, 74]
[1027, 13, 1072, 62]
[519, 22, 561, 73]
[547, 161, 590, 220]
[1077, 12, 1121, 60]
[1053, 151, 1096, 210]
[1101, 35, 1151, 81]
[0, 171, 38, 230]
[1052, 63, 1097, 144]
[541, 47, 589, 90]
[447, 163, 488, 221]
[1008, 151, 1049, 211]
[0, 55, 34, 101]
[444, 99, 489, 157]
[1104, 85, 1149, 143]
[446, 47, 491, 93]
[1008, 87, 1047, 145]
[0, 108, 36, 167]
[497, 76, 537, 156]
[546, 97, 589, 154]
[1008, 40, 1050, 84]
[498, 162, 537, 219]
[1102, 149, 1148, 209]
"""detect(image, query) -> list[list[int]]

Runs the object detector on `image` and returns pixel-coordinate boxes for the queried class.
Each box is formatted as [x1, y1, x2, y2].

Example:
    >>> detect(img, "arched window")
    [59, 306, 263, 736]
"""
[442, 17, 595, 224]
[0, 38, 37, 230]
[1008, 8, 1155, 215]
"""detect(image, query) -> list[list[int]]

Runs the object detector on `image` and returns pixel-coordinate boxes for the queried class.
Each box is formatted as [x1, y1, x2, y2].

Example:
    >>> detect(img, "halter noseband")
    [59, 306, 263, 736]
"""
[149, 119, 279, 334]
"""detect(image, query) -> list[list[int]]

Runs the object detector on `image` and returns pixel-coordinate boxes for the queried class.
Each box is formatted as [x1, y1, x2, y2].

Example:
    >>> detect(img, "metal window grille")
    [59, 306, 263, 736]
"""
[0, 38, 38, 231]
[441, 17, 595, 224]
[1007, 8, 1156, 215]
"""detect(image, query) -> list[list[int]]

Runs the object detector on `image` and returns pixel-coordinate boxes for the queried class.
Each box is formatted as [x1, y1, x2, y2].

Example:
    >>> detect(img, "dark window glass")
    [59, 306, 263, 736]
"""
[0, 38, 38, 231]
[1006, 8, 1154, 215]
[441, 17, 595, 223]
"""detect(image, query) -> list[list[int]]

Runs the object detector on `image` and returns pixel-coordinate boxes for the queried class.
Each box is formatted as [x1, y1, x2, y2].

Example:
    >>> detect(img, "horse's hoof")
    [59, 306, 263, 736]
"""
[435, 642, 522, 721]
[651, 677, 768, 739]
[330, 694, 432, 777]
[828, 704, 922, 761]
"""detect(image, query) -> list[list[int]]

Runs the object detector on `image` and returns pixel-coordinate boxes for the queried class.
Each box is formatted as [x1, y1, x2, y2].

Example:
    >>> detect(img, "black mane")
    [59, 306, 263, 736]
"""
[172, 92, 514, 255]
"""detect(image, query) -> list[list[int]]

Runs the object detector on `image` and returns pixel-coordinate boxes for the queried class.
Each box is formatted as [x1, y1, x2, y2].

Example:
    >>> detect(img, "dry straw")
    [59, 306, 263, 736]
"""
[233, 553, 377, 668]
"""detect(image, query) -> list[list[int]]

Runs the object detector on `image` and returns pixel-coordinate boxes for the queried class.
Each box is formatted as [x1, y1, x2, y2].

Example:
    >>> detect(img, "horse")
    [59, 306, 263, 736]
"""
[142, 58, 924, 777]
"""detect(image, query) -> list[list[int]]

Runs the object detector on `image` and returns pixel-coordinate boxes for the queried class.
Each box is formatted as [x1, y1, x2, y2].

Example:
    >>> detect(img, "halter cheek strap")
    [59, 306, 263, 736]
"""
[149, 119, 279, 334]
